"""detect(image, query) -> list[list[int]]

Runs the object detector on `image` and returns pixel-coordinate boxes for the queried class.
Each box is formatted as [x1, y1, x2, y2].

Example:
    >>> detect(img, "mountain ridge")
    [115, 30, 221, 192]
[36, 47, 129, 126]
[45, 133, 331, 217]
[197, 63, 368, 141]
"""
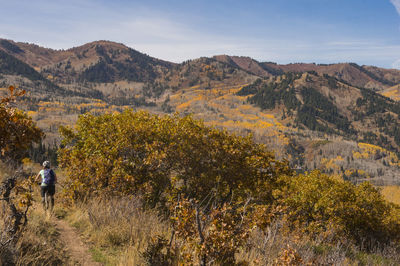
[1, 38, 400, 92]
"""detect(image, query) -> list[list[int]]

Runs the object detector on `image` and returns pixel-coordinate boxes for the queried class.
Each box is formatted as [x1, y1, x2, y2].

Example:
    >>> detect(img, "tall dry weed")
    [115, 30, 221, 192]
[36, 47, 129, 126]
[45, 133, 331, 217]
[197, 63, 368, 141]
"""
[237, 218, 400, 265]
[16, 208, 67, 265]
[67, 196, 170, 265]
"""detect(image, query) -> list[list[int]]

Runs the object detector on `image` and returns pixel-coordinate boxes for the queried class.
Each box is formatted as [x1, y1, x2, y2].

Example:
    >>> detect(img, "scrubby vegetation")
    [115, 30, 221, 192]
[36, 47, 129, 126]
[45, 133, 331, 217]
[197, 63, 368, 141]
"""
[57, 110, 400, 265]
[1, 84, 400, 264]
[59, 110, 291, 205]
[2, 39, 400, 263]
[0, 86, 43, 162]
[16, 208, 68, 265]
[0, 86, 43, 264]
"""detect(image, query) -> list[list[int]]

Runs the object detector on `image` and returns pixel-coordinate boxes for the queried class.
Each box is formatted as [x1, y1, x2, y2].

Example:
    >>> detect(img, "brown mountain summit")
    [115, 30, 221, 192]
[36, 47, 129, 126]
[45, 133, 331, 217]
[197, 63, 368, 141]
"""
[214, 55, 400, 91]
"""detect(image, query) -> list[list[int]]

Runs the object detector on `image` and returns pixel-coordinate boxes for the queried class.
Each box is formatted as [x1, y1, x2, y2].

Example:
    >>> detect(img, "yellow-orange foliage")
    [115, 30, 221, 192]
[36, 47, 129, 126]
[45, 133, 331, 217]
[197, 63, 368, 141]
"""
[0, 86, 43, 161]
[381, 186, 400, 205]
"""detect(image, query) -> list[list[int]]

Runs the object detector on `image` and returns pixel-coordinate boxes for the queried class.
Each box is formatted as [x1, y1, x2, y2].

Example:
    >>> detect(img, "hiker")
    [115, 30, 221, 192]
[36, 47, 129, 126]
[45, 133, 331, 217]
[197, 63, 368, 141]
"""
[35, 161, 57, 213]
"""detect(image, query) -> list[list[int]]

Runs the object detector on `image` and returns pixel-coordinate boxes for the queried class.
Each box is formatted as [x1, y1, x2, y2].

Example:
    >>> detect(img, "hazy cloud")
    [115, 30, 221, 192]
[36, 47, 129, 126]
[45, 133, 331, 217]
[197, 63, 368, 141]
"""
[391, 0, 400, 15]
[392, 59, 400, 69]
[390, 0, 400, 69]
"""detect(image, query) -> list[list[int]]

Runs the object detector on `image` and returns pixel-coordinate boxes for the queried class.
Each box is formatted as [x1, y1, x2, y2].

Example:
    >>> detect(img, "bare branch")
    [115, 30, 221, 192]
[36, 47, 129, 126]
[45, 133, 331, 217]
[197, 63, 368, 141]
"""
[195, 205, 204, 244]
[195, 204, 206, 266]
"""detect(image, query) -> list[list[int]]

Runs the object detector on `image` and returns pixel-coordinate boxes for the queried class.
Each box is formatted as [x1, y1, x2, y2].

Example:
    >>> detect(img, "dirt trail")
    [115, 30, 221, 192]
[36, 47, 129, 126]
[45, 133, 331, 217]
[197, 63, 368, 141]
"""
[54, 218, 102, 266]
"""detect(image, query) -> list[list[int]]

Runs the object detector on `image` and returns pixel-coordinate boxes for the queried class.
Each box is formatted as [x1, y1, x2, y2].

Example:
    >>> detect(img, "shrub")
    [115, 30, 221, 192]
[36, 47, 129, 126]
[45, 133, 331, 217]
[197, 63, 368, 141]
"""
[274, 171, 400, 247]
[0, 86, 43, 162]
[59, 110, 292, 206]
[0, 86, 43, 264]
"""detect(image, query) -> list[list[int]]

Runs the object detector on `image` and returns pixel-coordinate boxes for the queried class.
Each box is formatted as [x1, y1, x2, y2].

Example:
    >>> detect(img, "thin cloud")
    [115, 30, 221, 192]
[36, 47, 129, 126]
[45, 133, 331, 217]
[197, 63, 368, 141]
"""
[390, 0, 400, 69]
[391, 0, 400, 15]
[392, 59, 400, 69]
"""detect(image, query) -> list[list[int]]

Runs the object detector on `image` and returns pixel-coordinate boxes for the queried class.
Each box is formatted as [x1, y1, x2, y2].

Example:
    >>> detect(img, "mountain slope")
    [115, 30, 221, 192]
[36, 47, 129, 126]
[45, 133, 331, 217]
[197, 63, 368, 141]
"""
[213, 55, 400, 91]
[0, 39, 175, 84]
[0, 49, 71, 97]
[237, 72, 400, 154]
[261, 62, 397, 90]
[2, 39, 400, 91]
[213, 55, 274, 77]
[382, 84, 400, 101]
[0, 39, 399, 184]
[0, 49, 46, 81]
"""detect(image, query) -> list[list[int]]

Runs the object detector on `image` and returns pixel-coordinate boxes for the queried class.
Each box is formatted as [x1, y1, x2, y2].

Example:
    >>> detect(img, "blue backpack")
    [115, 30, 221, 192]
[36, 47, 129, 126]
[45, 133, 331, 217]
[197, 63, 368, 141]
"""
[43, 169, 55, 185]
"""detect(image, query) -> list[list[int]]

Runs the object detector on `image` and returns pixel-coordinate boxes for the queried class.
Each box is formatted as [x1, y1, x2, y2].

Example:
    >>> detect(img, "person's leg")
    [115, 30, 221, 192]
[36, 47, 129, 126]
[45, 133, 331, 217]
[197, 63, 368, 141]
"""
[45, 193, 49, 210]
[48, 185, 55, 213]
[49, 195, 54, 213]
[41, 196, 46, 210]
[40, 186, 47, 211]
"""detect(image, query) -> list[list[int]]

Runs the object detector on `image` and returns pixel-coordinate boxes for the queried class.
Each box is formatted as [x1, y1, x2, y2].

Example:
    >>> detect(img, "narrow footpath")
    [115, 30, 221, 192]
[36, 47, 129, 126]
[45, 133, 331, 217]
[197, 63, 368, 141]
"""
[54, 218, 102, 266]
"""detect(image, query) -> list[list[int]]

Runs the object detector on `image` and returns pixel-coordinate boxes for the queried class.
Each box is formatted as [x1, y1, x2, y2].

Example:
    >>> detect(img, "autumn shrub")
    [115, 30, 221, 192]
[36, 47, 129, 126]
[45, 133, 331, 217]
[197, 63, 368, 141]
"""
[167, 197, 255, 265]
[0, 86, 43, 162]
[59, 110, 292, 206]
[58, 110, 400, 264]
[0, 86, 43, 265]
[58, 110, 295, 264]
[274, 171, 400, 247]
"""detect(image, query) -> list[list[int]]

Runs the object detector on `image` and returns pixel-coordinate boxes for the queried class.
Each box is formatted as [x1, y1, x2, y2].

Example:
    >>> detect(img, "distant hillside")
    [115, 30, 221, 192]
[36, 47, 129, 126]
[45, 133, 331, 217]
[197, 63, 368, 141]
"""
[214, 55, 400, 91]
[0, 49, 44, 81]
[0, 38, 399, 185]
[237, 72, 400, 154]
[0, 49, 69, 97]
[2, 38, 400, 93]
[382, 84, 400, 101]
[0, 39, 174, 84]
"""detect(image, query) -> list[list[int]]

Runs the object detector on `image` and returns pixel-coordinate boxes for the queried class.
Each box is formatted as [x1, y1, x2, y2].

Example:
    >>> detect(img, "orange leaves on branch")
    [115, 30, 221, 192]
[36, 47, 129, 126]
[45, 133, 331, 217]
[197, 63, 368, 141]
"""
[170, 197, 253, 265]
[1, 86, 26, 105]
[0, 85, 43, 162]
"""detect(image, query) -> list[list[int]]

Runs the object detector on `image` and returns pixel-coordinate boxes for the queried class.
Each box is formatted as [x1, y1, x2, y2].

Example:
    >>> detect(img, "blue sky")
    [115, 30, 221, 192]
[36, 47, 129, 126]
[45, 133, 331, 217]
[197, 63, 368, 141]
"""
[1, 0, 400, 68]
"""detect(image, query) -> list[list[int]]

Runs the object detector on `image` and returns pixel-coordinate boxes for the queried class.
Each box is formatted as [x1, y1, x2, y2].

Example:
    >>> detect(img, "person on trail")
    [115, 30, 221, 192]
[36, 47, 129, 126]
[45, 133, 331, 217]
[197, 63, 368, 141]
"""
[35, 161, 57, 213]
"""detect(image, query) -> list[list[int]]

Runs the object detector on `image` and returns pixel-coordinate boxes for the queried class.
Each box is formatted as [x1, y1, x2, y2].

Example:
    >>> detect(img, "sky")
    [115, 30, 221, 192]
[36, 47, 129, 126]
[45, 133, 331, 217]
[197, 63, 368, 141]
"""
[1, 0, 400, 68]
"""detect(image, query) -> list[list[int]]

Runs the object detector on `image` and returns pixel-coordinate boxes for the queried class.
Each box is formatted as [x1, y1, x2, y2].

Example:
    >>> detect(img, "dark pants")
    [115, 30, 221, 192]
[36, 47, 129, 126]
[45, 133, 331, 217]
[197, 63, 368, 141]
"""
[41, 185, 55, 197]
[41, 185, 55, 211]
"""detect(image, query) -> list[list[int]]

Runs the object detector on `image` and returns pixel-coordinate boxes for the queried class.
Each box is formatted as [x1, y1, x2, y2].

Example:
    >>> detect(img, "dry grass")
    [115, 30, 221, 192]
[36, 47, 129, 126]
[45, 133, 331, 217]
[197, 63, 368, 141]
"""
[237, 220, 400, 265]
[65, 197, 170, 265]
[1, 161, 67, 265]
[16, 208, 68, 266]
